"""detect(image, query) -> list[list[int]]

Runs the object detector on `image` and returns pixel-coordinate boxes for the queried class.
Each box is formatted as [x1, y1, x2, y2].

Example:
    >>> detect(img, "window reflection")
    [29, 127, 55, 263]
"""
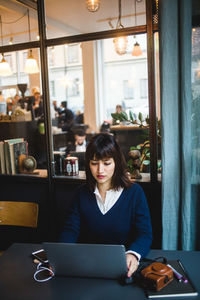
[0, 49, 47, 175]
[47, 33, 160, 178]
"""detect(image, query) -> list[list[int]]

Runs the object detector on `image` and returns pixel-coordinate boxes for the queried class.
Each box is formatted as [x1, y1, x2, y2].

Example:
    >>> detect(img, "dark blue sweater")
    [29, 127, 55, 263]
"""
[60, 183, 152, 258]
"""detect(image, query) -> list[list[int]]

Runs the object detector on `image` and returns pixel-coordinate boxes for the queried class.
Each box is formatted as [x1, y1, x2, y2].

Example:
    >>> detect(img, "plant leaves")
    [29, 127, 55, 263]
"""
[138, 112, 144, 122]
[130, 146, 137, 150]
[120, 111, 129, 121]
[129, 110, 135, 122]
[143, 160, 150, 165]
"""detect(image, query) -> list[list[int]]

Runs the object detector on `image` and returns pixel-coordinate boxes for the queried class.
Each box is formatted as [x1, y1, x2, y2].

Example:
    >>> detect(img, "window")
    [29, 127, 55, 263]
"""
[68, 78, 80, 97]
[103, 34, 149, 120]
[123, 80, 134, 99]
[50, 81, 55, 97]
[140, 79, 148, 98]
[47, 44, 84, 114]
[67, 44, 80, 64]
[48, 47, 55, 67]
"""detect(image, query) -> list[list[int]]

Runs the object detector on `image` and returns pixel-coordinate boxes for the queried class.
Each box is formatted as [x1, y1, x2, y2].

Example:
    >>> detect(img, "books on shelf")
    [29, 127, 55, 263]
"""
[0, 141, 5, 174]
[0, 138, 28, 175]
[145, 260, 198, 298]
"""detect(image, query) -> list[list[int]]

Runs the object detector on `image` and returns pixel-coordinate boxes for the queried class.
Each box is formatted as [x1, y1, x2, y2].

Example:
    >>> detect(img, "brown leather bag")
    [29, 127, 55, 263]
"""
[141, 262, 173, 291]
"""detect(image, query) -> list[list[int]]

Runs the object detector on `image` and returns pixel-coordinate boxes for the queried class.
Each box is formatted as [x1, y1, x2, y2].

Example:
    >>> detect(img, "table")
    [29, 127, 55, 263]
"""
[0, 243, 199, 300]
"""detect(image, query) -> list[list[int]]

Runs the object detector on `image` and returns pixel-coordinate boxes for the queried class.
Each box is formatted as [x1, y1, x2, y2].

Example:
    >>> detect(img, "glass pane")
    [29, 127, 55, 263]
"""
[103, 33, 150, 178]
[45, 0, 146, 39]
[47, 34, 154, 179]
[0, 48, 47, 177]
[104, 34, 148, 120]
[0, 1, 38, 45]
[47, 44, 85, 175]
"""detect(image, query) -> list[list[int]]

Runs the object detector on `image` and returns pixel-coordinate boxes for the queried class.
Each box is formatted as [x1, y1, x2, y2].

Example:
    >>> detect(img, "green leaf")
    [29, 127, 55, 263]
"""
[111, 113, 118, 120]
[143, 160, 150, 165]
[138, 112, 143, 122]
[130, 146, 137, 150]
[129, 110, 135, 122]
[136, 145, 141, 150]
[120, 111, 129, 121]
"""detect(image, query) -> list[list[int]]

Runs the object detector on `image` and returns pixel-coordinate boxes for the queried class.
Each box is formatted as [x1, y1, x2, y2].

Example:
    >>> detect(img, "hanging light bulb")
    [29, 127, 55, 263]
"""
[24, 9, 39, 74]
[132, 0, 142, 57]
[132, 41, 142, 56]
[113, 36, 128, 55]
[9, 37, 13, 45]
[0, 16, 12, 76]
[24, 49, 39, 74]
[113, 0, 128, 55]
[86, 0, 100, 12]
[0, 53, 12, 76]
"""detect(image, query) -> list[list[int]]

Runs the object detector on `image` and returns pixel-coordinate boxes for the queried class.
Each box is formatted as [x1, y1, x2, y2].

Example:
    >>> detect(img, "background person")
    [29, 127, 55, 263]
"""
[59, 133, 152, 277]
[58, 101, 74, 131]
[66, 129, 87, 154]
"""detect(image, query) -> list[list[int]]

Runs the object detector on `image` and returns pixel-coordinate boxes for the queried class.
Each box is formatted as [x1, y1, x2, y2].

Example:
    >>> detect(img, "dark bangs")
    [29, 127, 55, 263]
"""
[86, 134, 116, 161]
[85, 133, 132, 191]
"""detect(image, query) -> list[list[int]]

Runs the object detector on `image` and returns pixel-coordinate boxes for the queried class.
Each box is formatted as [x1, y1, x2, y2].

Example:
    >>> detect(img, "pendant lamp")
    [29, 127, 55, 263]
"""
[24, 9, 39, 74]
[86, 0, 100, 12]
[113, 0, 128, 55]
[132, 40, 143, 56]
[0, 15, 12, 77]
[132, 0, 142, 57]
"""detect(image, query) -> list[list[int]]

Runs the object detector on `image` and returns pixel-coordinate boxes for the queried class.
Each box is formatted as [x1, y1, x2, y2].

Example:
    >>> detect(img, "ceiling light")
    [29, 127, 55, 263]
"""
[0, 54, 12, 76]
[24, 9, 39, 74]
[86, 0, 100, 12]
[0, 16, 12, 76]
[132, 41, 142, 56]
[113, 0, 128, 55]
[114, 36, 128, 55]
[132, 0, 142, 57]
[24, 49, 39, 74]
[9, 37, 13, 45]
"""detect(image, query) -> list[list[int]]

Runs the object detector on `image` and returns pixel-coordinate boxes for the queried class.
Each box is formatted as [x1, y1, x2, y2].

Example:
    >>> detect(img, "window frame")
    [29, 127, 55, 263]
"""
[0, 0, 159, 183]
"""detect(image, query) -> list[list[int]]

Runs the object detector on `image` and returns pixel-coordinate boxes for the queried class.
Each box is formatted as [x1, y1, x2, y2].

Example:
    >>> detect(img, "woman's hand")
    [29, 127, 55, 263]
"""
[126, 253, 139, 277]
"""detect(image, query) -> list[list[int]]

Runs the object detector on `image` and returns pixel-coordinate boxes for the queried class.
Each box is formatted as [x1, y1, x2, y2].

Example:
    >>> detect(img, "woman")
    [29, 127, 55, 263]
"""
[60, 133, 152, 277]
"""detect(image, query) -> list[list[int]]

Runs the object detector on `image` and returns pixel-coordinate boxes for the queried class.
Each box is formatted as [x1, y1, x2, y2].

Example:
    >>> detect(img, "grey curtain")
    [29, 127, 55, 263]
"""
[160, 0, 200, 250]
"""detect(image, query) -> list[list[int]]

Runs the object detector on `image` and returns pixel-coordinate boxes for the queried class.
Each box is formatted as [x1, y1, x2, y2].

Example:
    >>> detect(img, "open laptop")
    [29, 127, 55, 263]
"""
[43, 242, 127, 279]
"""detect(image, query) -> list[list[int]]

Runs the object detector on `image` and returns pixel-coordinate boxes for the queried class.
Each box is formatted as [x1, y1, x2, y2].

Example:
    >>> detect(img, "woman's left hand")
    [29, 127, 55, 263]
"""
[126, 253, 139, 277]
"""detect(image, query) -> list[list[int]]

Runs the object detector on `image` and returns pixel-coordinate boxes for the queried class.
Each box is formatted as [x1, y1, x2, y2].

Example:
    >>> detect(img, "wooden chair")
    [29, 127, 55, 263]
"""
[0, 201, 39, 255]
[0, 201, 38, 228]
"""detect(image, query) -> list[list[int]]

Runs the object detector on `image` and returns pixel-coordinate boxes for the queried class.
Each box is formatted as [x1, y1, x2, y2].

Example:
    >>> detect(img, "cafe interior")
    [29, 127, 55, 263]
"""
[0, 0, 200, 259]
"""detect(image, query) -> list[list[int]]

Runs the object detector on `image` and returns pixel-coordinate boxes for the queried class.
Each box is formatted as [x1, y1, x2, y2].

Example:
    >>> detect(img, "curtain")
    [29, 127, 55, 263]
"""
[160, 0, 200, 250]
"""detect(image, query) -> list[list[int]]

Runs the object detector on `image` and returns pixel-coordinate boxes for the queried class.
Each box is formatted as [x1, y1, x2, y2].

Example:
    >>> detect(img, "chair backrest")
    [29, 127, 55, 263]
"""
[0, 201, 38, 228]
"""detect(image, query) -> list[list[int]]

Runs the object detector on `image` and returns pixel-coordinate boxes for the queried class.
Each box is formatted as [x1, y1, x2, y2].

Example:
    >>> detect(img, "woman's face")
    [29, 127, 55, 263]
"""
[89, 157, 115, 188]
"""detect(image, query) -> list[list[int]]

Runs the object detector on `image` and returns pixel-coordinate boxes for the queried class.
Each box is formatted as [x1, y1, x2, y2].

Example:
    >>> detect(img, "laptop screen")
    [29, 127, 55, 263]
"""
[43, 242, 127, 279]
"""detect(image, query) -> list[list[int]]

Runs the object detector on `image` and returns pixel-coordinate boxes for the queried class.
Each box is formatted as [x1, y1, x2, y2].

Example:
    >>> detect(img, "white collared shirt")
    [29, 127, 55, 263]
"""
[94, 185, 123, 215]
[94, 186, 141, 261]
[75, 140, 86, 152]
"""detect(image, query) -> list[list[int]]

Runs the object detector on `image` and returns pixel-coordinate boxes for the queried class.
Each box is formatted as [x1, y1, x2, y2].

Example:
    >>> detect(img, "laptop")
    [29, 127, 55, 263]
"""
[43, 242, 127, 279]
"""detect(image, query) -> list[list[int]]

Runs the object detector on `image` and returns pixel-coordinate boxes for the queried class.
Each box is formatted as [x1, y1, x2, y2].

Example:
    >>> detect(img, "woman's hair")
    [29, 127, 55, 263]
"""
[85, 133, 132, 191]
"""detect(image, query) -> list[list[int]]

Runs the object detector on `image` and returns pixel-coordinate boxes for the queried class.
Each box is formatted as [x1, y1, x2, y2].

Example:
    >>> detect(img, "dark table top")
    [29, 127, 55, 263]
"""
[0, 243, 199, 300]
